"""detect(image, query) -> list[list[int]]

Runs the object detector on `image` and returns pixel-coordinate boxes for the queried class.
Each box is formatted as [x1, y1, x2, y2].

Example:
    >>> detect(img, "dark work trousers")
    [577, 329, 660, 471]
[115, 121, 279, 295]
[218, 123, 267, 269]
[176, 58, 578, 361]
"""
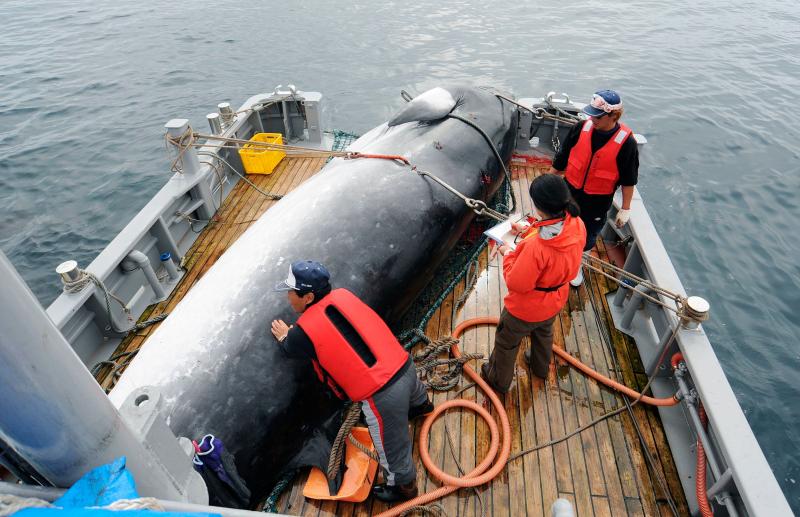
[360, 357, 428, 486]
[569, 186, 614, 251]
[580, 206, 608, 252]
[486, 308, 558, 391]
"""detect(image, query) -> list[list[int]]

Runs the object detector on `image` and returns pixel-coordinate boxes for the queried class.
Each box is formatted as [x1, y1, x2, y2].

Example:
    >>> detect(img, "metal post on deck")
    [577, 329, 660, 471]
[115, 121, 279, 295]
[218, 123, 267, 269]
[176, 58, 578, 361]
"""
[251, 104, 265, 133]
[0, 251, 206, 503]
[620, 284, 650, 331]
[613, 243, 643, 308]
[165, 118, 216, 220]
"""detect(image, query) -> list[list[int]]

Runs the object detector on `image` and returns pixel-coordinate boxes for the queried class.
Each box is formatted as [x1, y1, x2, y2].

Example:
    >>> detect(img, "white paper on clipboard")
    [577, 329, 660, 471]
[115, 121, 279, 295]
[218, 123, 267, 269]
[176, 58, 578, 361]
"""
[483, 219, 517, 250]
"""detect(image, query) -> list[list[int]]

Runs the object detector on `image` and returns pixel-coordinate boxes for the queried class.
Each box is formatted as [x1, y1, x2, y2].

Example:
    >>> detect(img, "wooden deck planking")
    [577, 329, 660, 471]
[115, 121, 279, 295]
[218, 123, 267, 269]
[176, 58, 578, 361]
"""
[105, 158, 689, 516]
[441, 276, 468, 517]
[549, 311, 577, 499]
[456, 249, 488, 517]
[556, 312, 596, 516]
[587, 242, 688, 515]
[573, 288, 630, 516]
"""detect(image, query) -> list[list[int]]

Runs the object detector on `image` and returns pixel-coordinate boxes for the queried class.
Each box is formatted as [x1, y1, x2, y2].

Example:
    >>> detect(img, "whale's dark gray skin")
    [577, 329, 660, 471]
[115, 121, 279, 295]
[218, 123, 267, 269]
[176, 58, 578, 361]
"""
[109, 85, 518, 501]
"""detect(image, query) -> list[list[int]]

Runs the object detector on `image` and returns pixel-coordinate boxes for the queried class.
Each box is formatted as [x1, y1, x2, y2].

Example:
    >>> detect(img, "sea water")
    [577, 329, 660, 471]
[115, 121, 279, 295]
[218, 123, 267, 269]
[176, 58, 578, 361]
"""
[1, 0, 798, 509]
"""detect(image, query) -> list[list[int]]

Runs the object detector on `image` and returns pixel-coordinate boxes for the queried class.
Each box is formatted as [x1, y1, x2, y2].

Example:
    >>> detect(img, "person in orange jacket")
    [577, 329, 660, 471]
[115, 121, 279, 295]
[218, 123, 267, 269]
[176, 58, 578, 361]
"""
[481, 175, 586, 392]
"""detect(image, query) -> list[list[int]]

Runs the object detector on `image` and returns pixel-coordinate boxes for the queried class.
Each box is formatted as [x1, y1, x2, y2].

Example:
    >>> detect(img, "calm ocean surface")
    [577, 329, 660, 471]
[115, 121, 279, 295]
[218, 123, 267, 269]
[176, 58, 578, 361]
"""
[2, 0, 798, 508]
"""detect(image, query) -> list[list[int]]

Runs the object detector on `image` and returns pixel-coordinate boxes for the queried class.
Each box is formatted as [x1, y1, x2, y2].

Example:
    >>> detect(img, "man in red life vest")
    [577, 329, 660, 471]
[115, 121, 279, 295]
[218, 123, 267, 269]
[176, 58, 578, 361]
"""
[270, 260, 433, 503]
[549, 89, 639, 286]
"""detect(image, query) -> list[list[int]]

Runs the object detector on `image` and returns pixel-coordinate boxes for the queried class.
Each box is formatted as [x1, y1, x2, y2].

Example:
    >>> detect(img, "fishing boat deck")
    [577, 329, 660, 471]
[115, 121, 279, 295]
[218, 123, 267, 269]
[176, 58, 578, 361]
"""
[96, 155, 689, 516]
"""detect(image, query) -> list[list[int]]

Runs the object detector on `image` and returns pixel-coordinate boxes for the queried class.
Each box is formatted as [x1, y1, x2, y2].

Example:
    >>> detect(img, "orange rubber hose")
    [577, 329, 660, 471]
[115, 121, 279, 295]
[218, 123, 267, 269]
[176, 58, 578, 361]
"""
[553, 340, 679, 406]
[377, 316, 677, 516]
[672, 352, 714, 517]
[696, 404, 715, 517]
[461, 317, 678, 406]
[376, 318, 511, 517]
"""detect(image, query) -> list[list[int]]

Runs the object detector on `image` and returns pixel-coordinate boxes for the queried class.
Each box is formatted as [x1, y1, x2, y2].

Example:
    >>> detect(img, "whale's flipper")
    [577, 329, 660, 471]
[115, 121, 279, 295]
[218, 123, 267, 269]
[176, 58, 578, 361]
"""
[388, 87, 457, 126]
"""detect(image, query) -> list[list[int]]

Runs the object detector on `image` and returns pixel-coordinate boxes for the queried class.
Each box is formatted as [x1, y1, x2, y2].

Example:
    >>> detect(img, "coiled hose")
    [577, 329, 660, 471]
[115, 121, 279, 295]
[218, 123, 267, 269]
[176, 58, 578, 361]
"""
[378, 316, 680, 516]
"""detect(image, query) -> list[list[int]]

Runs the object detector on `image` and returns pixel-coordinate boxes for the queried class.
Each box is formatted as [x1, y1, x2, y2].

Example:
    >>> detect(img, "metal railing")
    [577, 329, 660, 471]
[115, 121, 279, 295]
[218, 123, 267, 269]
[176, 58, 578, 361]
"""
[602, 190, 791, 516]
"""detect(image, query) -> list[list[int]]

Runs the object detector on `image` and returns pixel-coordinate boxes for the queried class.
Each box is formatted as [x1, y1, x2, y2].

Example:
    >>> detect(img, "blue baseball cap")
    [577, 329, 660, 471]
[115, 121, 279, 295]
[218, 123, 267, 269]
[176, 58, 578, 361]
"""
[274, 260, 331, 293]
[583, 89, 623, 117]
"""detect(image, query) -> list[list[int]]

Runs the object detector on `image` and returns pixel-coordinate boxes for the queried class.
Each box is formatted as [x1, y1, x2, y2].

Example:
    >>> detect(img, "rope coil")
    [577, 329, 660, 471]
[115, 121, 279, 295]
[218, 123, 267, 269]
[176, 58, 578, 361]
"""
[414, 337, 483, 392]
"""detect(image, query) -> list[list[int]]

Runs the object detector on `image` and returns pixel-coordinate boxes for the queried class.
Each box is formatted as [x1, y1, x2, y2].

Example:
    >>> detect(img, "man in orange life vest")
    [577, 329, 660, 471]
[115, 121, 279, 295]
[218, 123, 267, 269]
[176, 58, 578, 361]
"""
[549, 89, 639, 286]
[270, 260, 433, 503]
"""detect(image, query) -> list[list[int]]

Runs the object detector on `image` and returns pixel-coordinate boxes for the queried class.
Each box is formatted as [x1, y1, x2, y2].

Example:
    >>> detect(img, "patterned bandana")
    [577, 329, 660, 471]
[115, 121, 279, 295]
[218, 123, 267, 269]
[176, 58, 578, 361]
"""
[590, 93, 623, 114]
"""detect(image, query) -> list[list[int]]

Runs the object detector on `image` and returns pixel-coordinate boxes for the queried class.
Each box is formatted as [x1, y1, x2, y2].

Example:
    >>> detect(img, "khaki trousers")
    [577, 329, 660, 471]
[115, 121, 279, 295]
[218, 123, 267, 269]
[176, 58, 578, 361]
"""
[485, 308, 557, 392]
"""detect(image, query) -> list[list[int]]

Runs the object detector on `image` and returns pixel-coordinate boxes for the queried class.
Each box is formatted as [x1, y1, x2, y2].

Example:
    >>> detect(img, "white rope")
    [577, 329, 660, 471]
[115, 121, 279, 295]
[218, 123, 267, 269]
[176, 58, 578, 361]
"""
[0, 494, 52, 516]
[102, 497, 164, 511]
[0, 494, 165, 516]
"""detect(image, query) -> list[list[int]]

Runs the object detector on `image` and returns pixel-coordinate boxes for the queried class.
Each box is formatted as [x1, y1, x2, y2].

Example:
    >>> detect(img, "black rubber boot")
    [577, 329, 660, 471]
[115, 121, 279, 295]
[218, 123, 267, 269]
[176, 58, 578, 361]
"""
[408, 398, 434, 420]
[480, 362, 507, 394]
[372, 481, 418, 503]
[524, 349, 547, 380]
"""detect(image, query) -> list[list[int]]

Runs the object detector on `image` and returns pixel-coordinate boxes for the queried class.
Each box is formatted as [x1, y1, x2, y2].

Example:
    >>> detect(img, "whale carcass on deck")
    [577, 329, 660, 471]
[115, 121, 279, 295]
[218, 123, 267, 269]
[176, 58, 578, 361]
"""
[109, 85, 518, 500]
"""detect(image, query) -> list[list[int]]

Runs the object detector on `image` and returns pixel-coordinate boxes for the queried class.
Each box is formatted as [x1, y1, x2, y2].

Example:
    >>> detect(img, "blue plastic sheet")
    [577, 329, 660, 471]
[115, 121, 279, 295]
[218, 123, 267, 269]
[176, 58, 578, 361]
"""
[16, 457, 220, 517]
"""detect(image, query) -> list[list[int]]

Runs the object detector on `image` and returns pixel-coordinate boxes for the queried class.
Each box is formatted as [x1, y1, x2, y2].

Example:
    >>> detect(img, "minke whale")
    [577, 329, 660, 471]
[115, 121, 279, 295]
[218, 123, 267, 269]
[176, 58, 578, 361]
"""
[109, 85, 518, 502]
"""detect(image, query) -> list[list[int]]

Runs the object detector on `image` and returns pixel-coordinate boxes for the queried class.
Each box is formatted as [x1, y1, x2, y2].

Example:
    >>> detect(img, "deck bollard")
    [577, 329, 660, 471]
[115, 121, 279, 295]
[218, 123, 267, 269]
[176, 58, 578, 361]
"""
[57, 260, 129, 334]
[218, 102, 235, 128]
[207, 113, 222, 135]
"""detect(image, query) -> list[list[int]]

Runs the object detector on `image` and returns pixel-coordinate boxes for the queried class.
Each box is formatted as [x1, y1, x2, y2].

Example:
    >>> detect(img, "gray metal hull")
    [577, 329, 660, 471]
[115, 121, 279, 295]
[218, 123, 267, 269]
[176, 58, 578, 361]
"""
[109, 86, 517, 499]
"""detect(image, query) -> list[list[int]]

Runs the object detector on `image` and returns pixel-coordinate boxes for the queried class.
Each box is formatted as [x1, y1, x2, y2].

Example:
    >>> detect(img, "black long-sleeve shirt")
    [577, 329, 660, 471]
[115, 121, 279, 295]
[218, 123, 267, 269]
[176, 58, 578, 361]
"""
[278, 324, 317, 359]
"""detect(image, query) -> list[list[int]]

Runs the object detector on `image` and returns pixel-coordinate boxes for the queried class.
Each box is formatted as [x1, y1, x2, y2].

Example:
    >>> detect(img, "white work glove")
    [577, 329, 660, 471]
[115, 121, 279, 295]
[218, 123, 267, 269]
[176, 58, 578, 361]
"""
[615, 209, 630, 228]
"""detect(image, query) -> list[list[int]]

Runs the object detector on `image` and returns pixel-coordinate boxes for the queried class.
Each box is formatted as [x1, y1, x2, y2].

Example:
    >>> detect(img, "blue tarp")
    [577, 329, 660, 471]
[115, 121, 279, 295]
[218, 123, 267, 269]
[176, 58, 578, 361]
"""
[16, 457, 220, 517]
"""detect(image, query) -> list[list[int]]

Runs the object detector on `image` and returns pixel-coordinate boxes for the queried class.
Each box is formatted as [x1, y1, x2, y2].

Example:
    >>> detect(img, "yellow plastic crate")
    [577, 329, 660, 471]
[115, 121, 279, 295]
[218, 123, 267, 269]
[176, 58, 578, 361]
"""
[238, 133, 286, 174]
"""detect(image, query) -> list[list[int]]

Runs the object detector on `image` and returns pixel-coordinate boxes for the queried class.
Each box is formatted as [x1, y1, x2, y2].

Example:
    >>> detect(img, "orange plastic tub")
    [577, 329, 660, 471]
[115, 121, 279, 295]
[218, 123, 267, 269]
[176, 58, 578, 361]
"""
[302, 426, 379, 502]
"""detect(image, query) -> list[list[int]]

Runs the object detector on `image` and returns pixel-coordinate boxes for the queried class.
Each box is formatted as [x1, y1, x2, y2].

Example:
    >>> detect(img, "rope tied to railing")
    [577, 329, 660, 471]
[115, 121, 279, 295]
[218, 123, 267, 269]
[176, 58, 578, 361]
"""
[170, 125, 513, 224]
[579, 251, 704, 324]
[1, 494, 53, 516]
[62, 269, 168, 336]
[164, 126, 195, 173]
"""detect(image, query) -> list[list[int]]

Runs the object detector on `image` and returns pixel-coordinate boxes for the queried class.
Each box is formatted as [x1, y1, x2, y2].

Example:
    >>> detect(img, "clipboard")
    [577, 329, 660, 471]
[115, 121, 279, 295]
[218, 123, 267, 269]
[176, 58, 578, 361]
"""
[483, 220, 517, 250]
